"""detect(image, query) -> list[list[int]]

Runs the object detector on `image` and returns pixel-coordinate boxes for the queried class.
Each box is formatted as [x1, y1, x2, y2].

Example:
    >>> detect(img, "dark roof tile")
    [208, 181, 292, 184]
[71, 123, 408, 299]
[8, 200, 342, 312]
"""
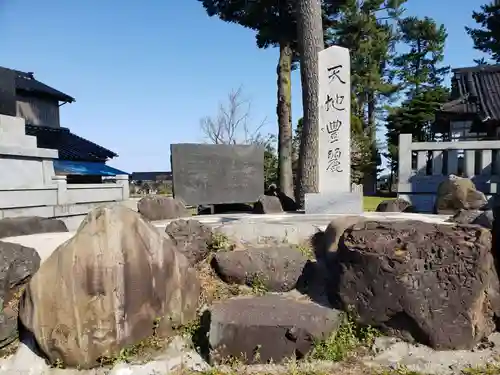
[25, 124, 117, 162]
[441, 65, 500, 120]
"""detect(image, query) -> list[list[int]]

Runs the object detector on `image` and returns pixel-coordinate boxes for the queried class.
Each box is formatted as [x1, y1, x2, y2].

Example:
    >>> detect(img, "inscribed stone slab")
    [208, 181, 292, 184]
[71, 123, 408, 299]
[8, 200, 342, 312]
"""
[305, 191, 363, 214]
[170, 143, 264, 206]
[318, 46, 351, 193]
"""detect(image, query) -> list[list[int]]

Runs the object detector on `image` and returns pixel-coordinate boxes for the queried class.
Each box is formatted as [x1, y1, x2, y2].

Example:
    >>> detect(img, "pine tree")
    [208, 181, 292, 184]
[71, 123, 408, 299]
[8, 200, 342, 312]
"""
[466, 2, 500, 62]
[199, 0, 344, 198]
[393, 16, 450, 96]
[385, 16, 450, 185]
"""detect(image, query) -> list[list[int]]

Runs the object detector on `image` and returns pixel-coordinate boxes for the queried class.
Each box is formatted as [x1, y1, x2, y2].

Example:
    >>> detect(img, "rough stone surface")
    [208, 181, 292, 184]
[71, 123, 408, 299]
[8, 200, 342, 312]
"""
[366, 333, 500, 375]
[211, 245, 307, 292]
[0, 216, 67, 238]
[0, 241, 40, 348]
[19, 205, 200, 369]
[434, 175, 488, 214]
[448, 209, 494, 229]
[165, 219, 214, 265]
[209, 295, 342, 364]
[376, 198, 415, 213]
[137, 196, 189, 221]
[321, 216, 364, 258]
[253, 195, 284, 214]
[334, 220, 500, 350]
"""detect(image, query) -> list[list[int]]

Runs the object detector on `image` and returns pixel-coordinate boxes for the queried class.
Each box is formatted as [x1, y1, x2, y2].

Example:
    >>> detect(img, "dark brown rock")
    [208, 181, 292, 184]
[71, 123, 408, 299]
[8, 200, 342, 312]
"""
[333, 220, 500, 350]
[0, 241, 40, 348]
[211, 245, 307, 292]
[208, 295, 342, 364]
[137, 196, 189, 221]
[19, 205, 199, 368]
[376, 198, 415, 213]
[165, 219, 214, 265]
[0, 217, 67, 238]
[253, 195, 284, 214]
[434, 175, 487, 214]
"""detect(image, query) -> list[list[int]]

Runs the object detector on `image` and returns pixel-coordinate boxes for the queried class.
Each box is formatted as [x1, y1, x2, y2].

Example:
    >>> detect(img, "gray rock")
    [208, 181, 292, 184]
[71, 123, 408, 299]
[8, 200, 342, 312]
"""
[447, 209, 493, 229]
[334, 220, 500, 350]
[376, 198, 416, 213]
[0, 241, 40, 348]
[253, 195, 284, 214]
[0, 217, 67, 239]
[137, 196, 189, 221]
[211, 245, 307, 292]
[209, 295, 342, 364]
[434, 175, 487, 214]
[473, 210, 494, 229]
[165, 219, 214, 265]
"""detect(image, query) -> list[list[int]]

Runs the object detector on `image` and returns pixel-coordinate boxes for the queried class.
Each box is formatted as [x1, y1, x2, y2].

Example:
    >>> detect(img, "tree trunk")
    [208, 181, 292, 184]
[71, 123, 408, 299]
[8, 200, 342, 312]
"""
[296, 0, 324, 207]
[277, 42, 294, 198]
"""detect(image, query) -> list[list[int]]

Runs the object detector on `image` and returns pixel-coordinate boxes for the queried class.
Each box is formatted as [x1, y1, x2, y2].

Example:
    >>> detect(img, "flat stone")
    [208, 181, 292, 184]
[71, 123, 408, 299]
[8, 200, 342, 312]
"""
[305, 191, 363, 214]
[209, 295, 342, 364]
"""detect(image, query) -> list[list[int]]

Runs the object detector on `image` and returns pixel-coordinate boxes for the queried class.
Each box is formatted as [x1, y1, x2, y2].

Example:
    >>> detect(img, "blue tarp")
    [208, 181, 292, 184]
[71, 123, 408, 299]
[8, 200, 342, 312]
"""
[53, 160, 128, 176]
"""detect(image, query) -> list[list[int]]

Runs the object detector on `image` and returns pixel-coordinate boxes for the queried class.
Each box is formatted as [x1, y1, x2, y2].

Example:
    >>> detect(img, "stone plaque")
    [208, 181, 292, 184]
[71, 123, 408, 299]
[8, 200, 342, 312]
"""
[318, 46, 351, 193]
[0, 68, 17, 117]
[170, 143, 264, 206]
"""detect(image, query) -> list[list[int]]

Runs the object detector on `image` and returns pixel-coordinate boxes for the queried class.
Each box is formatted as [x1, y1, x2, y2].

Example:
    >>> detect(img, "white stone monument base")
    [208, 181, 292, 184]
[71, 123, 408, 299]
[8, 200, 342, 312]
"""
[305, 191, 363, 214]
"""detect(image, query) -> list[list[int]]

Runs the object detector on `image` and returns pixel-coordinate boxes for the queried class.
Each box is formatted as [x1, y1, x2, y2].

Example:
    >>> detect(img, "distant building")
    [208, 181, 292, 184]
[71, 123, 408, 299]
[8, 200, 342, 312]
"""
[0, 66, 126, 182]
[435, 64, 500, 141]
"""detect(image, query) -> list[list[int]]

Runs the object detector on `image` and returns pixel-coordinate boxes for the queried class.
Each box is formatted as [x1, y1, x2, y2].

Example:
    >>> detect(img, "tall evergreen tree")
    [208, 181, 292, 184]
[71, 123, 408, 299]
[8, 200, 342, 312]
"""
[199, 0, 344, 199]
[466, 2, 500, 62]
[295, 0, 324, 204]
[393, 16, 450, 96]
[385, 16, 450, 185]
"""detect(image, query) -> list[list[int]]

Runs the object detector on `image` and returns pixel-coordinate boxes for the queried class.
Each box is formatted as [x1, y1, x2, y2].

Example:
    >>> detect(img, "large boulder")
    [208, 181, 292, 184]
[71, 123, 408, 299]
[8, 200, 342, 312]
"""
[0, 241, 40, 348]
[209, 295, 342, 364]
[376, 198, 415, 213]
[137, 196, 189, 221]
[165, 219, 214, 265]
[0, 217, 67, 238]
[211, 245, 307, 292]
[434, 175, 487, 214]
[333, 220, 500, 350]
[19, 205, 200, 368]
[253, 195, 284, 214]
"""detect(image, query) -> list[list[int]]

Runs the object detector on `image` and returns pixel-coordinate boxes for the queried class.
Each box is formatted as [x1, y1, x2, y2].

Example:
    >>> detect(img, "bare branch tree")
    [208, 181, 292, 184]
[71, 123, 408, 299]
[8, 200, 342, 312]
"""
[200, 86, 268, 145]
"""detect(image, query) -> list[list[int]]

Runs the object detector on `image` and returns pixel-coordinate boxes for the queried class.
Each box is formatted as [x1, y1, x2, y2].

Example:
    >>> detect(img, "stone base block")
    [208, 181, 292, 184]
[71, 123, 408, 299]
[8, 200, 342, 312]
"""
[305, 191, 363, 214]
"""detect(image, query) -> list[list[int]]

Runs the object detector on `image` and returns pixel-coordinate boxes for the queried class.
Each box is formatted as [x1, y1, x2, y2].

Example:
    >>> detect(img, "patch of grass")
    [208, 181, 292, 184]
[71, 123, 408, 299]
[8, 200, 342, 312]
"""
[195, 255, 248, 306]
[310, 313, 379, 362]
[95, 317, 166, 367]
[462, 364, 500, 375]
[363, 196, 392, 212]
[248, 273, 269, 296]
[209, 232, 233, 252]
[295, 243, 315, 260]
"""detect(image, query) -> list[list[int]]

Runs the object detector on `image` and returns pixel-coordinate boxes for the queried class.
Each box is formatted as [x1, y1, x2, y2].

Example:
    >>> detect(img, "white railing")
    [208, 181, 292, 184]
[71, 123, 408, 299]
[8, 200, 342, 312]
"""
[398, 134, 500, 212]
[0, 175, 130, 210]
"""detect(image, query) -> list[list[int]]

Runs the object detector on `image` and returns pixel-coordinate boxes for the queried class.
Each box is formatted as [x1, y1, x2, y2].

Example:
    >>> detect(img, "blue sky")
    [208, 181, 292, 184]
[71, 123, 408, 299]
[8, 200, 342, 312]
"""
[0, 0, 485, 172]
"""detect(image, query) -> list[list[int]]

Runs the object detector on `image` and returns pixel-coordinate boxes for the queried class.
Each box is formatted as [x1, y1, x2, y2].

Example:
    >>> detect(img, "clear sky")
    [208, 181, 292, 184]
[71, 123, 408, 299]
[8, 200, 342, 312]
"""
[0, 0, 485, 172]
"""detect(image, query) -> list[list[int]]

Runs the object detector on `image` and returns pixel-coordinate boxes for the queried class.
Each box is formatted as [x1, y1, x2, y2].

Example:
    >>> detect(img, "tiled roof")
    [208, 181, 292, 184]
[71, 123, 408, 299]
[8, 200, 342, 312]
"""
[3, 67, 75, 103]
[25, 124, 117, 162]
[130, 171, 172, 181]
[440, 65, 500, 121]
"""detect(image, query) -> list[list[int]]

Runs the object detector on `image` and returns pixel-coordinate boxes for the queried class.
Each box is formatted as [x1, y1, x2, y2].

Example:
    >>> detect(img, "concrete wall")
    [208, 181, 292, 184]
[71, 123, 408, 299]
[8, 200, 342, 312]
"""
[0, 114, 129, 227]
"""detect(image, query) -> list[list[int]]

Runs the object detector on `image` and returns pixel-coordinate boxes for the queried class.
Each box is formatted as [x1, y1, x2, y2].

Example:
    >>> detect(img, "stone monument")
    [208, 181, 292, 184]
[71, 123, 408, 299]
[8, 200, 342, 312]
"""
[170, 143, 264, 206]
[305, 45, 363, 214]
